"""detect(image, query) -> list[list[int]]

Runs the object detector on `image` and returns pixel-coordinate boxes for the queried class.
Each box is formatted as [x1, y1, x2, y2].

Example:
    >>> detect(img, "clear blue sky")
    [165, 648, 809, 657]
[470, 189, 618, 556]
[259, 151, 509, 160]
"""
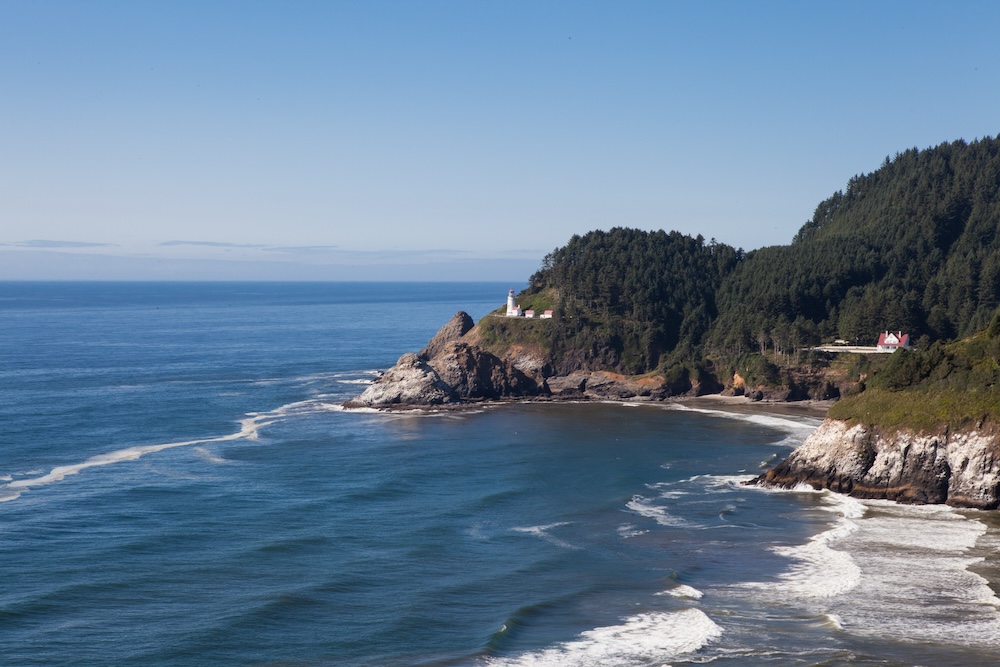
[2, 0, 998, 280]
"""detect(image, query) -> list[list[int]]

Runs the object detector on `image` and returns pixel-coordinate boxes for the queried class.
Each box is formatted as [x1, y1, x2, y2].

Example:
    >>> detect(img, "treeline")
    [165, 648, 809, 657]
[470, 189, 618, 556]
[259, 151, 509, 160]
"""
[708, 136, 1000, 361]
[520, 228, 740, 374]
[827, 311, 1000, 430]
[515, 136, 1000, 383]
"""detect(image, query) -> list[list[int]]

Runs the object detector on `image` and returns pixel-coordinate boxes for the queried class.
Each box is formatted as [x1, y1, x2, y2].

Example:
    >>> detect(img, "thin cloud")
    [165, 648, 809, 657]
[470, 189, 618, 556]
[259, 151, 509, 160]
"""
[260, 245, 341, 254]
[314, 248, 473, 260]
[3, 240, 118, 248]
[159, 241, 343, 254]
[159, 240, 267, 249]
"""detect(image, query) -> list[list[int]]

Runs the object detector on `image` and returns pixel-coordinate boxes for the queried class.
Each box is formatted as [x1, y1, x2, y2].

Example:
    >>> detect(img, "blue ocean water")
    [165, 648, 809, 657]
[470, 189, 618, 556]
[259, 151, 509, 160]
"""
[2, 282, 1000, 666]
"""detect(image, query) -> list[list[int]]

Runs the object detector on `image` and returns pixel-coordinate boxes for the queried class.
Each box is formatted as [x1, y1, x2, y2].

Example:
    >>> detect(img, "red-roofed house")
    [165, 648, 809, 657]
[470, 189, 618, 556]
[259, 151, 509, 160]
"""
[876, 331, 910, 353]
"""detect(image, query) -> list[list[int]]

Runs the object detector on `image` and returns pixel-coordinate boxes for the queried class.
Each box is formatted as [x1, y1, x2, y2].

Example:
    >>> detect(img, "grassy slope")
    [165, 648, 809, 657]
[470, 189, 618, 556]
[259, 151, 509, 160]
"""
[828, 326, 1000, 432]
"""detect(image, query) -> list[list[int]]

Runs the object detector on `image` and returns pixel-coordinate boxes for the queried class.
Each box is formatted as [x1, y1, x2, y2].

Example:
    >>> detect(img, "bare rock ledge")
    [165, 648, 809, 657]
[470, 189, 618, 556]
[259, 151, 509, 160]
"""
[342, 311, 686, 409]
[752, 418, 1000, 509]
[343, 312, 541, 408]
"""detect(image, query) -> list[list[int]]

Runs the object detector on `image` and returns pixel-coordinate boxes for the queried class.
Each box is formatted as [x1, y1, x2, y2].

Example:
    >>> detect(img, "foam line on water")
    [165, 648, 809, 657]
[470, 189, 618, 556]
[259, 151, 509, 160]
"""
[333, 405, 382, 414]
[658, 584, 705, 599]
[822, 501, 1000, 646]
[1, 398, 343, 500]
[742, 491, 863, 599]
[511, 522, 579, 550]
[667, 402, 822, 434]
[485, 608, 722, 667]
[194, 447, 231, 465]
[7, 419, 260, 491]
[616, 523, 648, 539]
[698, 474, 757, 492]
[626, 494, 688, 526]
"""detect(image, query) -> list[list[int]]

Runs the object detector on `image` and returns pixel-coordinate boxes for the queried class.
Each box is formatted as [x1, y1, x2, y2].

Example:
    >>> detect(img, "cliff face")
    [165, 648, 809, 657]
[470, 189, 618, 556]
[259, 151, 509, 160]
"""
[753, 419, 1000, 509]
[344, 312, 544, 408]
[345, 352, 455, 407]
[419, 311, 474, 360]
[344, 311, 696, 408]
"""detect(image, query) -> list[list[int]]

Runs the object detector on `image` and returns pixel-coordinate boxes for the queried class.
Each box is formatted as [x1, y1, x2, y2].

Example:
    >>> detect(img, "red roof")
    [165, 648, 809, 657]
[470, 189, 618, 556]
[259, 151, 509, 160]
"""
[877, 332, 909, 348]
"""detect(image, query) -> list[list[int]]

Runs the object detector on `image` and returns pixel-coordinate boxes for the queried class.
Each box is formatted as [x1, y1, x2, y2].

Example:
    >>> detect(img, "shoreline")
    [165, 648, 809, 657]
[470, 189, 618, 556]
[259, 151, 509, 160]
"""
[676, 394, 833, 419]
[344, 391, 834, 420]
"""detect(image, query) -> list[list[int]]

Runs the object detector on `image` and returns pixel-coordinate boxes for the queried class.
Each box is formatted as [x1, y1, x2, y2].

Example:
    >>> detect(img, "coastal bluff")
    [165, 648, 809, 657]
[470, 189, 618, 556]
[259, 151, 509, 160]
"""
[344, 312, 542, 408]
[343, 311, 694, 408]
[752, 418, 1000, 509]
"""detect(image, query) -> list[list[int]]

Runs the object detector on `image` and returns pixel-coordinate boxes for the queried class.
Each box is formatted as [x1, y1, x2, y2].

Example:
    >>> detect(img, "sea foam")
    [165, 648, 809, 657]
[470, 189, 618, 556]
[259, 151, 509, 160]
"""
[824, 502, 1000, 646]
[742, 491, 863, 599]
[511, 523, 579, 550]
[485, 608, 721, 667]
[667, 403, 822, 434]
[626, 494, 688, 527]
[736, 489, 1000, 648]
[0, 397, 345, 500]
[658, 584, 705, 599]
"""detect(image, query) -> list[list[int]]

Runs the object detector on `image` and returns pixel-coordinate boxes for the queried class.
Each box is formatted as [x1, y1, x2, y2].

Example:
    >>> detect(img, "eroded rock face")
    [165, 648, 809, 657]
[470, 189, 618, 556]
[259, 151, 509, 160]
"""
[345, 312, 542, 408]
[753, 419, 1000, 509]
[545, 374, 587, 397]
[419, 311, 474, 360]
[343, 353, 453, 407]
[344, 310, 728, 409]
[427, 341, 536, 400]
[575, 371, 668, 400]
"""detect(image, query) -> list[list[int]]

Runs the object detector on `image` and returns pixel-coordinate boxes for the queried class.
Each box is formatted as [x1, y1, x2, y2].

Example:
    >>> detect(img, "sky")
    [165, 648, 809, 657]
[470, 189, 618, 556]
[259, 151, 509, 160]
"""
[2, 0, 999, 281]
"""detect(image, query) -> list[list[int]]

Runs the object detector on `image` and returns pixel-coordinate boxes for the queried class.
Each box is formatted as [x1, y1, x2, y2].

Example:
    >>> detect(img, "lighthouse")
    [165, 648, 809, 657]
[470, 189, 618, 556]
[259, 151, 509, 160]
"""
[506, 289, 521, 317]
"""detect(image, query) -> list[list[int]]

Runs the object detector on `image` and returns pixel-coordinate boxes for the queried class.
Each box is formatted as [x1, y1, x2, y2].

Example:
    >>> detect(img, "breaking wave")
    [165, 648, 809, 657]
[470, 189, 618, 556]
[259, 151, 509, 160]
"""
[484, 607, 721, 667]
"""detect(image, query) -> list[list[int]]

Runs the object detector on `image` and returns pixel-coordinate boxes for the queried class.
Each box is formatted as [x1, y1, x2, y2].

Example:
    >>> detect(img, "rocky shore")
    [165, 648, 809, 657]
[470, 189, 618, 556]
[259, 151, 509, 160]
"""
[751, 418, 1000, 509]
[343, 311, 694, 409]
[344, 311, 1000, 510]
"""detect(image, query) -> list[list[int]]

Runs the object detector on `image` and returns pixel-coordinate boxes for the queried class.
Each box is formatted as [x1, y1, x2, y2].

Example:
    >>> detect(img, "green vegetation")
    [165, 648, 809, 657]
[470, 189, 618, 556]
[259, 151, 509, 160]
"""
[520, 227, 739, 375]
[708, 137, 1000, 359]
[475, 315, 555, 355]
[829, 318, 1000, 431]
[500, 136, 1000, 404]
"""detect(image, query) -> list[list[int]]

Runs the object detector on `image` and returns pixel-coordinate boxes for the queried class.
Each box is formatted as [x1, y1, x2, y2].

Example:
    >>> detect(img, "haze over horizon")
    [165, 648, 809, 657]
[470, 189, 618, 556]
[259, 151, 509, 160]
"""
[3, 1, 999, 281]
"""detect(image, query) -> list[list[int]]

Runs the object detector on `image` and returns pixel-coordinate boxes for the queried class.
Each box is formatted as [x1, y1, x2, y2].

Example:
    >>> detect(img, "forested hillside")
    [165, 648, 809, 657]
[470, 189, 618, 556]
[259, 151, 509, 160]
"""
[827, 312, 1000, 431]
[707, 137, 1000, 360]
[501, 136, 1000, 394]
[514, 228, 740, 374]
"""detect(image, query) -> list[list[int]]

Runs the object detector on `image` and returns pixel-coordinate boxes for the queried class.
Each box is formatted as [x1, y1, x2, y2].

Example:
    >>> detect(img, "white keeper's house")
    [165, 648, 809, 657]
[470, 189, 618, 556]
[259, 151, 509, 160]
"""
[876, 331, 910, 352]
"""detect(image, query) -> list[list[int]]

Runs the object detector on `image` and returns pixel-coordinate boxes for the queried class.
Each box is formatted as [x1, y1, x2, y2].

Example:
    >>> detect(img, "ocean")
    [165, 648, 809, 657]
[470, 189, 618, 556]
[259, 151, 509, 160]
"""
[2, 281, 999, 666]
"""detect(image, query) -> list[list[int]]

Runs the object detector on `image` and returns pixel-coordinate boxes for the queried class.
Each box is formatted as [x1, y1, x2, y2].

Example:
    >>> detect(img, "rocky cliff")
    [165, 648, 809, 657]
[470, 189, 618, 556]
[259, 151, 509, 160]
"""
[343, 311, 706, 408]
[752, 419, 1000, 509]
[344, 312, 542, 408]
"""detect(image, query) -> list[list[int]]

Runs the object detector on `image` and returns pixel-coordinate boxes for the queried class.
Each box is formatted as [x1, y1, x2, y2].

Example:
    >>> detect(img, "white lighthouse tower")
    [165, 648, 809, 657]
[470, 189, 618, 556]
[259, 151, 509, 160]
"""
[506, 289, 521, 317]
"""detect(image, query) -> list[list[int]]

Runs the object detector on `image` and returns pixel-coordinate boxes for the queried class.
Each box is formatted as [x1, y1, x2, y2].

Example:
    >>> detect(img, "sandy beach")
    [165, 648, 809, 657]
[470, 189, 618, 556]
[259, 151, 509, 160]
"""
[676, 394, 834, 419]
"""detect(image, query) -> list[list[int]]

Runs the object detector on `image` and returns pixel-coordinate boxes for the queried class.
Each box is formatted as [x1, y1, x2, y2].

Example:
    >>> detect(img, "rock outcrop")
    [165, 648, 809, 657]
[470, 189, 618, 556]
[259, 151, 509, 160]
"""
[344, 352, 454, 407]
[556, 371, 669, 400]
[346, 311, 737, 409]
[752, 419, 1000, 509]
[419, 311, 474, 360]
[427, 341, 537, 400]
[345, 312, 542, 408]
